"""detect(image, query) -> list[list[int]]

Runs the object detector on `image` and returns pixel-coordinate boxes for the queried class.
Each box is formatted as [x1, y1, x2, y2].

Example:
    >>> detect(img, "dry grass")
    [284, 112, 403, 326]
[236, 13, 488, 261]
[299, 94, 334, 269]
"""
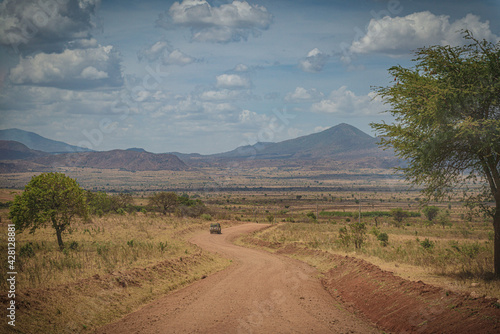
[240, 220, 499, 299]
[0, 211, 233, 333]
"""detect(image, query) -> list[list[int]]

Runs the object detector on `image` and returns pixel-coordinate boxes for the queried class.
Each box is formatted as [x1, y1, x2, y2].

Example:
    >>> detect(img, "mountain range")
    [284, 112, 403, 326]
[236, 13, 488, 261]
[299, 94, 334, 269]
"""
[0, 124, 398, 172]
[0, 128, 92, 153]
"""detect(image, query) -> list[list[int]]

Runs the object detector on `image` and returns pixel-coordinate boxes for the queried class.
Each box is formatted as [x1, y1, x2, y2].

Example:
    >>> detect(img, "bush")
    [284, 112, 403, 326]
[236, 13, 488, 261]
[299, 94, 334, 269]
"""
[306, 212, 317, 221]
[377, 232, 389, 247]
[350, 222, 367, 249]
[338, 227, 350, 247]
[20, 242, 35, 258]
[201, 214, 212, 221]
[420, 238, 434, 249]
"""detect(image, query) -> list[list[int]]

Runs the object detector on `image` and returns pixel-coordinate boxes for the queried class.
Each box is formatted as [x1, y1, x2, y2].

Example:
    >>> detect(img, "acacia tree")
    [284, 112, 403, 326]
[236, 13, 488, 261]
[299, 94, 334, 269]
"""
[371, 31, 500, 274]
[9, 173, 88, 250]
[422, 206, 440, 222]
[148, 192, 179, 215]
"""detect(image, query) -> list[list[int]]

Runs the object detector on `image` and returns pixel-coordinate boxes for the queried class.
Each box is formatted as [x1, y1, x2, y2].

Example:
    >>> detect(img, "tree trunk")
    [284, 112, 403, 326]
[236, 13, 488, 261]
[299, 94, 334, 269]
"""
[56, 228, 64, 251]
[494, 206, 500, 276]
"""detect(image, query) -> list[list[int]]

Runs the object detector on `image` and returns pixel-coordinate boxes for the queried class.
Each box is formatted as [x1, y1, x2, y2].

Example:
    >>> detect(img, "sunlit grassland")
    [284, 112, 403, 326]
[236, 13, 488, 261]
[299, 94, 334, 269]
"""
[3, 214, 213, 290]
[240, 218, 498, 298]
[0, 208, 233, 333]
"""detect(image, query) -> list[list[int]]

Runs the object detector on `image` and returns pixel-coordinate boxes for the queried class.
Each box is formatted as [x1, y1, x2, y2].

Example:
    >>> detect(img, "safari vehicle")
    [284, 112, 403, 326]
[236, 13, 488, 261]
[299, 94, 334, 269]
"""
[210, 223, 221, 234]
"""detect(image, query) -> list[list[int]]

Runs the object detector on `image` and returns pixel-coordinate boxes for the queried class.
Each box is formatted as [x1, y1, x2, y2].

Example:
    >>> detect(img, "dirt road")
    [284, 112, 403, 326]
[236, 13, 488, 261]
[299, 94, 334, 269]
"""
[97, 223, 379, 333]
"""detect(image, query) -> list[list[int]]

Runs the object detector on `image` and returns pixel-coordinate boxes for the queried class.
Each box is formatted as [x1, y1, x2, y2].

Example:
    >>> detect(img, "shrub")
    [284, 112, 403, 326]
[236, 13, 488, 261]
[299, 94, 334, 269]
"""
[350, 222, 367, 249]
[422, 206, 440, 222]
[20, 243, 35, 258]
[338, 227, 350, 247]
[377, 232, 389, 247]
[420, 238, 434, 249]
[201, 214, 212, 221]
[306, 212, 317, 221]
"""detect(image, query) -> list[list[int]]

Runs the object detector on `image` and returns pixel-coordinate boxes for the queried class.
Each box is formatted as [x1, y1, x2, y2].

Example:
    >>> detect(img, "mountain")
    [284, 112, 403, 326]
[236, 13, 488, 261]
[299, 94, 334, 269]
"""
[0, 128, 92, 153]
[214, 124, 379, 160]
[33, 149, 187, 172]
[126, 147, 147, 152]
[0, 140, 50, 160]
[176, 123, 397, 168]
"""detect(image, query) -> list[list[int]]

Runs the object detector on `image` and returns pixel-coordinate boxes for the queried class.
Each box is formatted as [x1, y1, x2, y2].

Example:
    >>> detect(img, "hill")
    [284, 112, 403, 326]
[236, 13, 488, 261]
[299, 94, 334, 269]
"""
[0, 128, 92, 153]
[215, 124, 378, 160]
[0, 140, 50, 160]
[178, 123, 398, 168]
[33, 149, 187, 172]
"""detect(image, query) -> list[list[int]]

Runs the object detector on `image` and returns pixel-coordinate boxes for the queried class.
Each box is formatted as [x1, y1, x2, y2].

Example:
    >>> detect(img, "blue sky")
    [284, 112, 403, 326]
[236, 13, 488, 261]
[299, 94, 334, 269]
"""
[0, 0, 499, 154]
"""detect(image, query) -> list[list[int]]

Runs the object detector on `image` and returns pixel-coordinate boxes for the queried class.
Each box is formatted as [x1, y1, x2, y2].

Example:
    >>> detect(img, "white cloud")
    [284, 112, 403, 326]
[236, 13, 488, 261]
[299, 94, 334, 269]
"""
[80, 66, 108, 80]
[299, 48, 330, 73]
[199, 89, 247, 101]
[138, 41, 197, 66]
[234, 64, 249, 72]
[138, 41, 170, 62]
[311, 86, 383, 115]
[9, 45, 122, 89]
[284, 87, 324, 103]
[239, 109, 269, 124]
[350, 11, 500, 55]
[163, 49, 196, 66]
[159, 0, 273, 43]
[215, 74, 251, 89]
[0, 0, 100, 53]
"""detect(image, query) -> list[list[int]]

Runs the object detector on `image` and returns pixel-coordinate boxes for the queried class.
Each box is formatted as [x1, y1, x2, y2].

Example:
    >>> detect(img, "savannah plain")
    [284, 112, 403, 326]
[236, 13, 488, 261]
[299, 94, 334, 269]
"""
[1, 166, 500, 333]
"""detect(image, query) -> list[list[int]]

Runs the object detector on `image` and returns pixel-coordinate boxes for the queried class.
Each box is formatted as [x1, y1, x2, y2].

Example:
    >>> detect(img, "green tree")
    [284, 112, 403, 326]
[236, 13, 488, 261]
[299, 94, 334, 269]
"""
[9, 173, 88, 250]
[148, 192, 179, 215]
[422, 206, 440, 223]
[371, 31, 500, 274]
[350, 222, 367, 249]
[436, 210, 451, 229]
[391, 208, 409, 227]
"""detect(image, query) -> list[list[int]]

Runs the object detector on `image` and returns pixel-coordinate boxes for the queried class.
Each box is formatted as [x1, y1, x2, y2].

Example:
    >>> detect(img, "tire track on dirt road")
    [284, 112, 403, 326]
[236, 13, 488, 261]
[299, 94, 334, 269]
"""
[96, 223, 380, 333]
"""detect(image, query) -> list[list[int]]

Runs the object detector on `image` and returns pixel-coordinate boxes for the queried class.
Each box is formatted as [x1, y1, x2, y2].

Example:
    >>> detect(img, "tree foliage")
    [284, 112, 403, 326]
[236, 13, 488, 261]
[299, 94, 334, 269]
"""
[371, 31, 500, 273]
[422, 206, 440, 222]
[391, 208, 409, 227]
[148, 192, 179, 215]
[9, 173, 88, 250]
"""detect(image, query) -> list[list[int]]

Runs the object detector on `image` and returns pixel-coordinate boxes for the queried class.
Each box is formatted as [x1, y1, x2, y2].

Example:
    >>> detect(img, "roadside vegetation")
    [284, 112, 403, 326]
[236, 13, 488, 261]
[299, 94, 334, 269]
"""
[0, 175, 498, 331]
[0, 179, 229, 333]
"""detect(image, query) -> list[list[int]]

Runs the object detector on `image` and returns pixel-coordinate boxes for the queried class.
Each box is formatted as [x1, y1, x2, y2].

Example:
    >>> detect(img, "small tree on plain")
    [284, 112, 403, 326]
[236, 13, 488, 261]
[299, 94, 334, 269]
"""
[148, 192, 179, 215]
[9, 173, 88, 250]
[391, 208, 408, 227]
[350, 222, 367, 249]
[422, 206, 440, 223]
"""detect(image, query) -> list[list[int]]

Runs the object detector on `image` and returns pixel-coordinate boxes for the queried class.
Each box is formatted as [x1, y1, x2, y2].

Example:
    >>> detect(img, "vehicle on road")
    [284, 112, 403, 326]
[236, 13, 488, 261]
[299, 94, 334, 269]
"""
[210, 223, 222, 234]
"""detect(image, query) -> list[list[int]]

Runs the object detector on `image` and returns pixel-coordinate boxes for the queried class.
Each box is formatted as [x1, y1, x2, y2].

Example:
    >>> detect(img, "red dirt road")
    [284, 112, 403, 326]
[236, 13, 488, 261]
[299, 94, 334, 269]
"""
[97, 223, 379, 333]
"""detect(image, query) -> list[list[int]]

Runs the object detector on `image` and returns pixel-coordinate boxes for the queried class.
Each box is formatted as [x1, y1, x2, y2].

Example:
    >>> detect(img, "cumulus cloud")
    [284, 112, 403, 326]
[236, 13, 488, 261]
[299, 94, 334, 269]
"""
[234, 63, 249, 72]
[199, 89, 248, 101]
[350, 11, 500, 55]
[216, 74, 251, 89]
[284, 87, 324, 103]
[311, 86, 383, 115]
[299, 48, 330, 73]
[138, 41, 197, 66]
[157, 0, 273, 43]
[0, 0, 100, 54]
[9, 45, 123, 89]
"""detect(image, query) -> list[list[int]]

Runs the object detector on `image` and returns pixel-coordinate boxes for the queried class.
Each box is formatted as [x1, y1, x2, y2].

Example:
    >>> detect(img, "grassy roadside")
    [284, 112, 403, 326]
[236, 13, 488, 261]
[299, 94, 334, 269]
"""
[236, 222, 500, 300]
[0, 213, 235, 333]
